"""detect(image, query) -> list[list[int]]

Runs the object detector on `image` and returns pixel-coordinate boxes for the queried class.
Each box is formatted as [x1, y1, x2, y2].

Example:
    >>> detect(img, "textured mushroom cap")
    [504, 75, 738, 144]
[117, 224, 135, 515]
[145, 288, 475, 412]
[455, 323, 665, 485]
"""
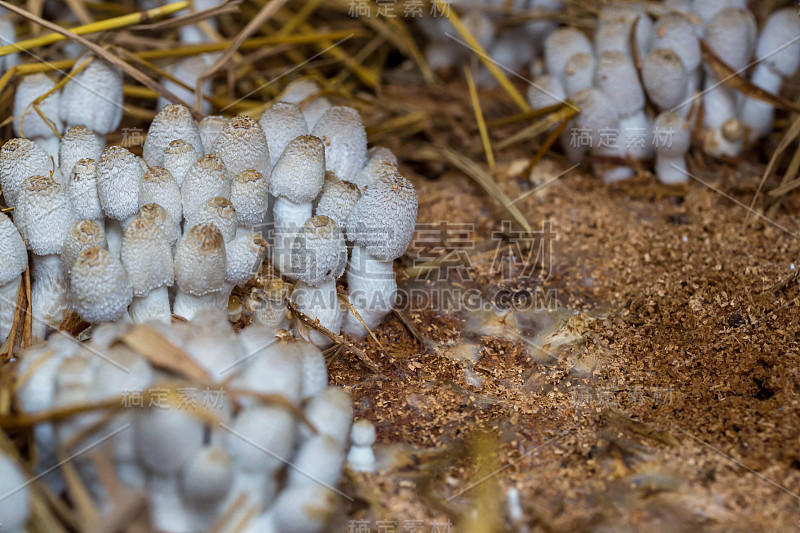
[211, 115, 270, 177]
[563, 53, 595, 96]
[301, 385, 353, 444]
[270, 134, 326, 203]
[527, 74, 566, 110]
[97, 145, 144, 220]
[231, 169, 268, 227]
[345, 168, 418, 262]
[654, 111, 691, 156]
[59, 126, 103, 178]
[226, 405, 297, 472]
[143, 104, 203, 167]
[651, 15, 700, 71]
[756, 9, 800, 78]
[0, 138, 52, 209]
[291, 216, 346, 287]
[181, 154, 232, 221]
[642, 49, 687, 109]
[186, 196, 237, 242]
[13, 73, 63, 138]
[594, 18, 630, 56]
[174, 223, 226, 296]
[70, 246, 132, 323]
[595, 50, 644, 117]
[258, 101, 308, 167]
[180, 446, 234, 505]
[544, 28, 593, 80]
[162, 139, 199, 188]
[139, 203, 179, 247]
[139, 166, 182, 224]
[351, 419, 376, 447]
[225, 233, 268, 286]
[707, 8, 756, 72]
[272, 485, 338, 533]
[66, 159, 102, 220]
[0, 213, 27, 285]
[692, 0, 746, 23]
[16, 174, 72, 255]
[279, 78, 333, 129]
[62, 219, 106, 274]
[571, 88, 621, 146]
[311, 106, 368, 182]
[367, 145, 397, 165]
[596, 3, 653, 56]
[198, 115, 228, 154]
[121, 215, 174, 296]
[352, 147, 398, 190]
[316, 174, 361, 228]
[60, 58, 123, 134]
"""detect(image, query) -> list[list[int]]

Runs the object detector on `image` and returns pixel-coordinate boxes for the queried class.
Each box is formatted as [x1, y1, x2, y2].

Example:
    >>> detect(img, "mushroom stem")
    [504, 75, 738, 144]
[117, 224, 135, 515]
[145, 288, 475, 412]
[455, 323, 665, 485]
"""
[129, 286, 171, 324]
[173, 291, 219, 320]
[146, 474, 192, 533]
[341, 245, 396, 338]
[272, 197, 311, 278]
[0, 277, 21, 342]
[740, 64, 783, 142]
[30, 254, 69, 342]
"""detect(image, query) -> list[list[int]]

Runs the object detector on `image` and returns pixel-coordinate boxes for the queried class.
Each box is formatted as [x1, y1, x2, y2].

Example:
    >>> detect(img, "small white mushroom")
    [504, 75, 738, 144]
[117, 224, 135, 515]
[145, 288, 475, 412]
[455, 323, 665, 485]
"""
[343, 168, 417, 337]
[0, 213, 27, 343]
[279, 79, 333, 130]
[198, 115, 229, 155]
[258, 101, 308, 168]
[271, 485, 339, 533]
[180, 445, 234, 531]
[543, 28, 593, 83]
[139, 203, 180, 249]
[181, 154, 232, 222]
[651, 15, 701, 107]
[315, 174, 361, 229]
[270, 135, 326, 277]
[299, 386, 353, 446]
[66, 159, 103, 222]
[311, 106, 368, 182]
[143, 104, 204, 167]
[211, 115, 270, 177]
[60, 57, 123, 139]
[571, 88, 632, 183]
[231, 169, 269, 236]
[62, 219, 106, 275]
[186, 196, 237, 242]
[642, 48, 688, 111]
[287, 434, 345, 489]
[97, 145, 145, 256]
[563, 53, 595, 97]
[236, 333, 304, 405]
[347, 419, 377, 473]
[219, 232, 268, 307]
[595, 3, 653, 57]
[59, 126, 103, 178]
[121, 214, 174, 323]
[162, 138, 200, 188]
[70, 246, 132, 324]
[654, 111, 691, 185]
[0, 138, 52, 209]
[173, 223, 227, 320]
[139, 166, 182, 226]
[13, 73, 63, 156]
[250, 279, 290, 331]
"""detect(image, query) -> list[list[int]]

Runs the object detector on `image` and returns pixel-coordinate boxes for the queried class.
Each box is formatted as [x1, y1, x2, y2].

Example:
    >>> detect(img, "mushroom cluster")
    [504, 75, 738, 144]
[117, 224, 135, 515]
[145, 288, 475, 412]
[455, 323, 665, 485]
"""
[14, 310, 358, 533]
[423, 2, 800, 184]
[1, 75, 418, 346]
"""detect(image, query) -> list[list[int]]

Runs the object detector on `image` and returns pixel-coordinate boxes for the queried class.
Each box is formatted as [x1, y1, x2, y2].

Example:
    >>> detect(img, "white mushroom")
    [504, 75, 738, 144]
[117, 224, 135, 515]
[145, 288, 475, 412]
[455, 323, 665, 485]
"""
[211, 115, 270, 178]
[543, 28, 593, 83]
[258, 101, 308, 168]
[143, 104, 204, 168]
[121, 214, 174, 323]
[571, 88, 632, 183]
[59, 126, 103, 178]
[181, 154, 232, 221]
[651, 15, 701, 110]
[0, 213, 27, 343]
[347, 419, 377, 473]
[0, 138, 52, 209]
[173, 223, 227, 320]
[198, 115, 229, 155]
[70, 246, 132, 324]
[62, 219, 106, 275]
[97, 145, 145, 257]
[139, 166, 182, 226]
[279, 79, 333, 130]
[219, 232, 268, 307]
[13, 73, 63, 157]
[66, 159, 103, 223]
[315, 174, 361, 229]
[563, 52, 595, 97]
[186, 196, 237, 242]
[231, 169, 269, 236]
[653, 111, 691, 185]
[60, 57, 123, 140]
[162, 139, 200, 188]
[642, 48, 688, 111]
[311, 106, 368, 182]
[180, 446, 234, 531]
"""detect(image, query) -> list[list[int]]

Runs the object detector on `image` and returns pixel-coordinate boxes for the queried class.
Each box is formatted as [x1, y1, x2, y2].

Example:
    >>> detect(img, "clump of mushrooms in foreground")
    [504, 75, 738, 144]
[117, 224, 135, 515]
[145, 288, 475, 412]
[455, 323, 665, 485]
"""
[0, 65, 405, 532]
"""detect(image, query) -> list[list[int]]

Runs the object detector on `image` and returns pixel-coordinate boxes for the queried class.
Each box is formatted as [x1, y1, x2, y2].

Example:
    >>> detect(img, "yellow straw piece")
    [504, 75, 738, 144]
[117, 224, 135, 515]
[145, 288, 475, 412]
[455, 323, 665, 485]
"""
[464, 66, 495, 169]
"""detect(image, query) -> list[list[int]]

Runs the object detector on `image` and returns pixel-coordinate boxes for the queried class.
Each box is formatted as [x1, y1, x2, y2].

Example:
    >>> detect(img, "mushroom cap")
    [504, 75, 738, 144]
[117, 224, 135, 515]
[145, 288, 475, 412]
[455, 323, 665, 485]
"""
[139, 203, 180, 247]
[315, 174, 361, 229]
[186, 196, 237, 242]
[651, 15, 700, 71]
[707, 8, 756, 72]
[692, 0, 746, 23]
[134, 408, 204, 475]
[225, 232, 268, 286]
[345, 166, 418, 262]
[70, 246, 132, 323]
[0, 212, 27, 285]
[300, 385, 353, 445]
[527, 74, 566, 110]
[180, 446, 234, 506]
[198, 115, 229, 154]
[225, 405, 297, 472]
[594, 18, 631, 56]
[121, 215, 174, 296]
[0, 137, 52, 209]
[162, 138, 199, 188]
[595, 50, 644, 117]
[62, 219, 106, 274]
[97, 145, 144, 221]
[642, 48, 687, 109]
[291, 215, 346, 287]
[544, 28, 593, 80]
[270, 134, 326, 203]
[16, 174, 72, 255]
[258, 101, 309, 167]
[142, 104, 203, 167]
[351, 419, 376, 447]
[174, 223, 226, 296]
[59, 126, 103, 178]
[563, 52, 595, 97]
[756, 9, 800, 78]
[353, 146, 398, 189]
[279, 78, 333, 129]
[596, 3, 653, 56]
[60, 58, 123, 134]
[211, 115, 270, 177]
[181, 154, 232, 221]
[13, 73, 63, 139]
[311, 106, 368, 182]
[572, 88, 621, 145]
[230, 169, 269, 227]
[139, 166, 182, 224]
[654, 111, 691, 156]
